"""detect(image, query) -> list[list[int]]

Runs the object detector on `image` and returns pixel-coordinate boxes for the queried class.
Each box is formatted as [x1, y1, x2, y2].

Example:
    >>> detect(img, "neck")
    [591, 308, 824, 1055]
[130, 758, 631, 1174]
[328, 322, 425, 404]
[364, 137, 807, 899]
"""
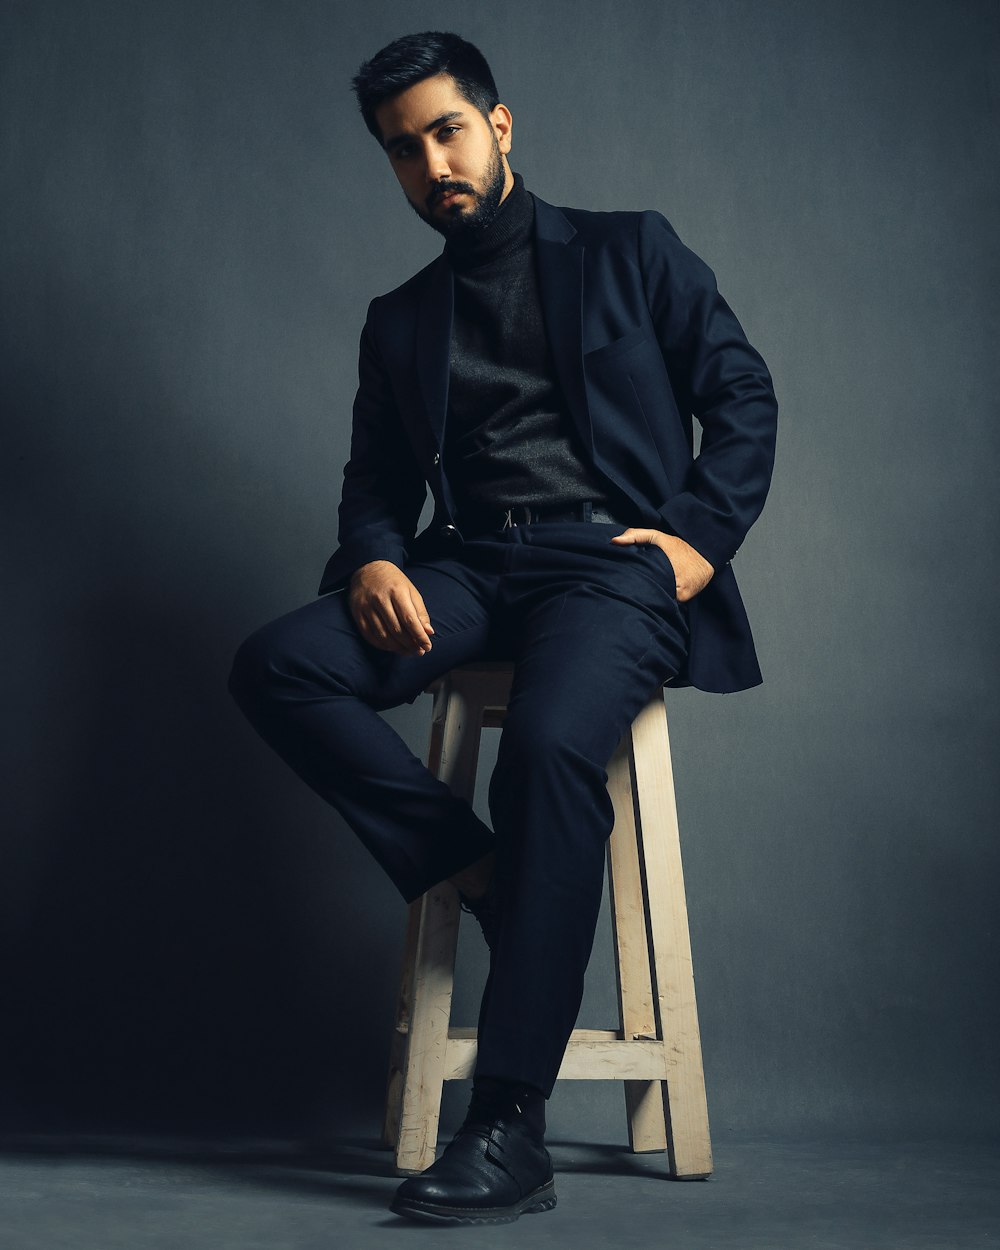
[444, 170, 533, 271]
[497, 164, 515, 205]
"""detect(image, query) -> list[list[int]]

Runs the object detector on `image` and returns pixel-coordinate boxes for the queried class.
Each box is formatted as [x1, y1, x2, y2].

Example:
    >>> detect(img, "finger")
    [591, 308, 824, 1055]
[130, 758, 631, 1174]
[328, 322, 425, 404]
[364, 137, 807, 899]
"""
[408, 586, 435, 635]
[609, 528, 653, 545]
[354, 598, 413, 654]
[357, 611, 394, 652]
[397, 604, 432, 652]
[396, 588, 433, 649]
[374, 597, 428, 656]
[382, 588, 430, 652]
[370, 599, 410, 651]
[349, 597, 376, 640]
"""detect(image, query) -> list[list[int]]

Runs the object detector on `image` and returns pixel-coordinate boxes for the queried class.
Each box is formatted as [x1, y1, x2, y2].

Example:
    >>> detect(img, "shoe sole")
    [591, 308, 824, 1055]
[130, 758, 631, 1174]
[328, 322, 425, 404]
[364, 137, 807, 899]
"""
[390, 1178, 557, 1225]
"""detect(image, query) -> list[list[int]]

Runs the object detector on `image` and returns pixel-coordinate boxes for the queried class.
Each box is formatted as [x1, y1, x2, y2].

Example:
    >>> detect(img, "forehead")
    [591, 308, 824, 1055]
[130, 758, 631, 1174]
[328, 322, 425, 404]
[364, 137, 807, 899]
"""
[375, 73, 475, 142]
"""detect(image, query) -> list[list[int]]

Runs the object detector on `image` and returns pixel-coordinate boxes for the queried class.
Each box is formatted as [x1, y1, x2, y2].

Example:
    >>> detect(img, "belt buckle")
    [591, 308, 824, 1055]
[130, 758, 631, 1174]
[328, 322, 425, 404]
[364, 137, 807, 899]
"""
[502, 504, 532, 529]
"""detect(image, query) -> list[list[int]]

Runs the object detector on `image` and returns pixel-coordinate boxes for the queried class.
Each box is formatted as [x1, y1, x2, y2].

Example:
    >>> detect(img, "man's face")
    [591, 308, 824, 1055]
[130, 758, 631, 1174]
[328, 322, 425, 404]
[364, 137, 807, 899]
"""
[375, 73, 514, 240]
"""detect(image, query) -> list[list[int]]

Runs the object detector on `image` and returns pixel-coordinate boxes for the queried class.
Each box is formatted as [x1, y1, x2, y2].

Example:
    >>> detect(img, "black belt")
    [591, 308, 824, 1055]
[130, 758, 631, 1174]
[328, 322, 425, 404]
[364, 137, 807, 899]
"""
[455, 500, 634, 536]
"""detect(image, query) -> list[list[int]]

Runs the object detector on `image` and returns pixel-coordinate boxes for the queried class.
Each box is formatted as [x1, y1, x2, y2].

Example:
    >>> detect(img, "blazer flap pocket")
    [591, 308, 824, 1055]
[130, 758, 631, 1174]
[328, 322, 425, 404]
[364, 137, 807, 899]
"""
[583, 324, 653, 368]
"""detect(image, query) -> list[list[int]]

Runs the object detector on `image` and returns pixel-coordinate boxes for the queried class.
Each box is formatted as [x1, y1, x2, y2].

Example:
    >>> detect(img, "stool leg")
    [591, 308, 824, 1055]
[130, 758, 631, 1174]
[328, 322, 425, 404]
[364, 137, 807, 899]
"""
[393, 884, 462, 1173]
[381, 681, 455, 1155]
[606, 734, 669, 1153]
[381, 895, 422, 1149]
[389, 675, 486, 1174]
[631, 696, 713, 1179]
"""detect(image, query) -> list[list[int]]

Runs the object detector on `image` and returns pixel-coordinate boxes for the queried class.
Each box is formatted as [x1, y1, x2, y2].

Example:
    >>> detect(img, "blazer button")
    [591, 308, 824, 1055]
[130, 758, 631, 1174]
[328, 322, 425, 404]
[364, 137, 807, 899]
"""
[432, 452, 441, 465]
[440, 523, 459, 539]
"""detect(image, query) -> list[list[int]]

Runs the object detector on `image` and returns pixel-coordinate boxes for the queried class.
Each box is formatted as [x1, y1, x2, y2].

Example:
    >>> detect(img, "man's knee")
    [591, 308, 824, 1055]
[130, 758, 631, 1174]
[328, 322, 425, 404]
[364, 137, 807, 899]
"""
[490, 717, 605, 804]
[488, 720, 615, 855]
[227, 614, 316, 714]
[228, 600, 370, 717]
[228, 622, 280, 712]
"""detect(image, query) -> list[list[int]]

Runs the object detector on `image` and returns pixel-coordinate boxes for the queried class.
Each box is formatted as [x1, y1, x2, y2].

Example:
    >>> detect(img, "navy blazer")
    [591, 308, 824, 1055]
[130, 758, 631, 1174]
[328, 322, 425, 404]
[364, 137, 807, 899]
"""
[318, 190, 778, 693]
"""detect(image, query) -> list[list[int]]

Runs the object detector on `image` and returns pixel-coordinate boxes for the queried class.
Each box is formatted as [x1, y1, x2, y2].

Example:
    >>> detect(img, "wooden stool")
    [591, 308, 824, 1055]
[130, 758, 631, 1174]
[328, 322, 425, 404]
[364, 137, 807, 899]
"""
[381, 661, 712, 1179]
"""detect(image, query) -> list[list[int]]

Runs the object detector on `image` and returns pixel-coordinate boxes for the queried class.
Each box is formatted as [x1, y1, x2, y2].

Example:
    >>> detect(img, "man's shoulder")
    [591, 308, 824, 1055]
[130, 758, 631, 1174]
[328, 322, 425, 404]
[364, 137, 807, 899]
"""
[543, 195, 709, 286]
[535, 192, 679, 245]
[543, 197, 648, 236]
[369, 255, 441, 312]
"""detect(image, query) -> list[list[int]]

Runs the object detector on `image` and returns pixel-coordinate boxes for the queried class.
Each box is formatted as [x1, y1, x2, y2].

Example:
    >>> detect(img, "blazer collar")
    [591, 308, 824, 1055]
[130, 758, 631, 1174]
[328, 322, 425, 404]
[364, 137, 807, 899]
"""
[533, 191, 578, 245]
[415, 192, 592, 456]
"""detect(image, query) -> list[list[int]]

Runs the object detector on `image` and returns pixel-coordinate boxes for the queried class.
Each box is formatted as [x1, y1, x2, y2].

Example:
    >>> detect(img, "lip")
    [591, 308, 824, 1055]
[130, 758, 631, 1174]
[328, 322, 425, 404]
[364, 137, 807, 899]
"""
[435, 191, 464, 207]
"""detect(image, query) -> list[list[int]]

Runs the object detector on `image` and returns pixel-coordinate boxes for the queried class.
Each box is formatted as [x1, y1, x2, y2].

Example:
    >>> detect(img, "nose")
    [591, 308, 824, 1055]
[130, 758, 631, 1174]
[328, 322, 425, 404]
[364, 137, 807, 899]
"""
[425, 141, 451, 184]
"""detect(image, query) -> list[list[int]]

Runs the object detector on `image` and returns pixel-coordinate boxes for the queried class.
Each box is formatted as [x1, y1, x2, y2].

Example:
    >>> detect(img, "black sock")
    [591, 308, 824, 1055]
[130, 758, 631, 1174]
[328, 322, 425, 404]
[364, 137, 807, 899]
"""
[470, 1075, 547, 1139]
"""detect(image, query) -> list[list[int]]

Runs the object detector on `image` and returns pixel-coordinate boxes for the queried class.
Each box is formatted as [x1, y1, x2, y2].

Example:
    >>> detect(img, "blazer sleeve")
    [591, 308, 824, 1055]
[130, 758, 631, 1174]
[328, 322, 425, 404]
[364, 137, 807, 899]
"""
[324, 298, 427, 589]
[638, 210, 778, 572]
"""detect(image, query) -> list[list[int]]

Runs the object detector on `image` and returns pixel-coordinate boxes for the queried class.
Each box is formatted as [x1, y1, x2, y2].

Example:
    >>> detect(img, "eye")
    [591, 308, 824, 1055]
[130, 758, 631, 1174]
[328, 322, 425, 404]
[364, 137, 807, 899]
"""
[439, 126, 460, 138]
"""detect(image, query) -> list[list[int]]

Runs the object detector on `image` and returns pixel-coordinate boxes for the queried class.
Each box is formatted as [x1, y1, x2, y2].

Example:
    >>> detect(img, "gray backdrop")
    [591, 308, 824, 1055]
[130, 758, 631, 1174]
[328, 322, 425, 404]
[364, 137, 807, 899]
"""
[2, 0, 997, 1149]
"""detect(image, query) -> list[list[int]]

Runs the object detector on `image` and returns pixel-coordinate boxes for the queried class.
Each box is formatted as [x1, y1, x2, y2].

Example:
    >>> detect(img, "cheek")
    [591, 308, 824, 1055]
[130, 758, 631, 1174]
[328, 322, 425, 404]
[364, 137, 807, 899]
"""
[401, 182, 425, 207]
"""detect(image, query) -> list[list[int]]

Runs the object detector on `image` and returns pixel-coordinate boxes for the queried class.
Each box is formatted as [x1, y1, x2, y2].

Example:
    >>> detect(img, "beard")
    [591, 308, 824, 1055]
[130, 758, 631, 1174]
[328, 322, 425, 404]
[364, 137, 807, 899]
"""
[406, 136, 508, 240]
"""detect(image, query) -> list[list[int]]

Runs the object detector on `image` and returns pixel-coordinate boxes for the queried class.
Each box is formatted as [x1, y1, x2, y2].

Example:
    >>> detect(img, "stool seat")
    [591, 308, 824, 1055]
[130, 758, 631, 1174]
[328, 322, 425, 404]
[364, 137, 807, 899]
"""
[381, 661, 712, 1179]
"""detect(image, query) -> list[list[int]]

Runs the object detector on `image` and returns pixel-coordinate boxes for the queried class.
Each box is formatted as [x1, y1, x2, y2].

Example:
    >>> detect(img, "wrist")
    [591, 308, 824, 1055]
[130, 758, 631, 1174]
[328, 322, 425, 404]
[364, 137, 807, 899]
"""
[351, 558, 394, 583]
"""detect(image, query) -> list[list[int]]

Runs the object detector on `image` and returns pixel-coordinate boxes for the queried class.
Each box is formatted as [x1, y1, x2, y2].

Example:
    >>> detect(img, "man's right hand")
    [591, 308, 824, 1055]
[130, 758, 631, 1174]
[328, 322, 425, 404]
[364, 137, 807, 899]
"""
[348, 561, 435, 657]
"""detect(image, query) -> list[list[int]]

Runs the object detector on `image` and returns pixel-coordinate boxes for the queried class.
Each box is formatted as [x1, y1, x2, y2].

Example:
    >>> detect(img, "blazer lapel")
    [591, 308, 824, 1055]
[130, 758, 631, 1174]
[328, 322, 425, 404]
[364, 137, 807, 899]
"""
[415, 253, 453, 451]
[532, 194, 594, 456]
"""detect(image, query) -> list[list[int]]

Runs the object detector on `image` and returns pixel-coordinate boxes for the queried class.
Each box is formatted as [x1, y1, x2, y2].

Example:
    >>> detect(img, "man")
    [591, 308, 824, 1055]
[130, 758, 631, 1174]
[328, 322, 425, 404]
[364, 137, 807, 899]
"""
[228, 30, 777, 1226]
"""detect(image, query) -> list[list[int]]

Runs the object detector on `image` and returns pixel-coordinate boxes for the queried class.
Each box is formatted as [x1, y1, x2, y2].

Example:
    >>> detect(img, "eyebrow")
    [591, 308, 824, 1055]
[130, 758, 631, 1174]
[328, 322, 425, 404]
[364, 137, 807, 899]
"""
[383, 111, 466, 153]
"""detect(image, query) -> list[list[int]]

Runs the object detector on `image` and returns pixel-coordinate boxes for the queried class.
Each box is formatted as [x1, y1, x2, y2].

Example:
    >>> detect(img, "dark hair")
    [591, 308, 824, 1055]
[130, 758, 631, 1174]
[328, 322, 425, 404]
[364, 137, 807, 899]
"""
[351, 31, 500, 145]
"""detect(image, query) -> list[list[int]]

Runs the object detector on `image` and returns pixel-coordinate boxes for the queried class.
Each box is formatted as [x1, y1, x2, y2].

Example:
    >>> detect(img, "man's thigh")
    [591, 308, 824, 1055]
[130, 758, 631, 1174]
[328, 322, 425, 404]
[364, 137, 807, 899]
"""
[498, 523, 689, 758]
[248, 555, 499, 712]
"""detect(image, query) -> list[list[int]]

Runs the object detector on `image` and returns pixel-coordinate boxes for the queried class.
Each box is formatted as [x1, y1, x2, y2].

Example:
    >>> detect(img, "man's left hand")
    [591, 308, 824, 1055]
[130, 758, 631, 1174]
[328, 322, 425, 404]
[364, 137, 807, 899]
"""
[609, 528, 715, 602]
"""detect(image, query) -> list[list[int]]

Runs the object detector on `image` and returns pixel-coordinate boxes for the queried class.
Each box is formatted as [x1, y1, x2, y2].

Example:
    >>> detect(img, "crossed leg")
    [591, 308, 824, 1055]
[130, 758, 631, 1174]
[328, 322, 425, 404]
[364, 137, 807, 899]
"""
[227, 557, 502, 901]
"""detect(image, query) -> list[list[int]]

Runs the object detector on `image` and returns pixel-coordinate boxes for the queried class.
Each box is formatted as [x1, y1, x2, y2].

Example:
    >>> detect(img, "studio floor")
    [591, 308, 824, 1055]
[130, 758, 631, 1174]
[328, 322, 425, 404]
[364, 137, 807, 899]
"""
[1, 1132, 997, 1249]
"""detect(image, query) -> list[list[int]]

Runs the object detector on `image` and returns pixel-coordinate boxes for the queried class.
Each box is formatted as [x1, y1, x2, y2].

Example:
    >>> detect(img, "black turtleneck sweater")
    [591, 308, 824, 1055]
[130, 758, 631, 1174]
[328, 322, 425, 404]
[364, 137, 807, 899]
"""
[442, 170, 617, 520]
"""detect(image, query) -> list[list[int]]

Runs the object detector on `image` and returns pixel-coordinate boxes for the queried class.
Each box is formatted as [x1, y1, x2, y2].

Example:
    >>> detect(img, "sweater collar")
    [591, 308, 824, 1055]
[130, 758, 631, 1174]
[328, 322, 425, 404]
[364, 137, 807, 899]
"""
[444, 170, 534, 272]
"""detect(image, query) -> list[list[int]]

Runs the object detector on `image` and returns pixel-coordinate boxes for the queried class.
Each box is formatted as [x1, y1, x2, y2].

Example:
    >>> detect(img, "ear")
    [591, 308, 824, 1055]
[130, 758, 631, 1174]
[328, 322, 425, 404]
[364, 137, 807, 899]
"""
[490, 103, 513, 154]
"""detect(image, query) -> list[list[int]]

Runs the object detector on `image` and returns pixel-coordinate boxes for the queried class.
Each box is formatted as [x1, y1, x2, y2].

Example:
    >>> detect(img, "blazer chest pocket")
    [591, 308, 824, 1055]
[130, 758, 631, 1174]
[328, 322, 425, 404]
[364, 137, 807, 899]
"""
[583, 324, 653, 370]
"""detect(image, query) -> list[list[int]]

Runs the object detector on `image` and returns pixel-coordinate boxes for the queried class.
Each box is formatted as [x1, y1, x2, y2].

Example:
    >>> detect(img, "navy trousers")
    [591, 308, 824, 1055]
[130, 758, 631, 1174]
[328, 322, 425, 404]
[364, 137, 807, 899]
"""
[227, 519, 689, 1096]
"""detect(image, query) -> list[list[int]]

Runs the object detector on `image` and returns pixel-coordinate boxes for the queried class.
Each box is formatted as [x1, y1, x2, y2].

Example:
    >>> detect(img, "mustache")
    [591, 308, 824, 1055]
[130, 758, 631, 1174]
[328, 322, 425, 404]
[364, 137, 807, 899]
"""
[429, 184, 473, 206]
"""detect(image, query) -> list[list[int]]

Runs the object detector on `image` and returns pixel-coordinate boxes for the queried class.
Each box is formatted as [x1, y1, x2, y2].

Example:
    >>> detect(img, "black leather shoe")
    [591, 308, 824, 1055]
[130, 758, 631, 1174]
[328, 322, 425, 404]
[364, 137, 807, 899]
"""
[458, 882, 501, 954]
[390, 1090, 555, 1225]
